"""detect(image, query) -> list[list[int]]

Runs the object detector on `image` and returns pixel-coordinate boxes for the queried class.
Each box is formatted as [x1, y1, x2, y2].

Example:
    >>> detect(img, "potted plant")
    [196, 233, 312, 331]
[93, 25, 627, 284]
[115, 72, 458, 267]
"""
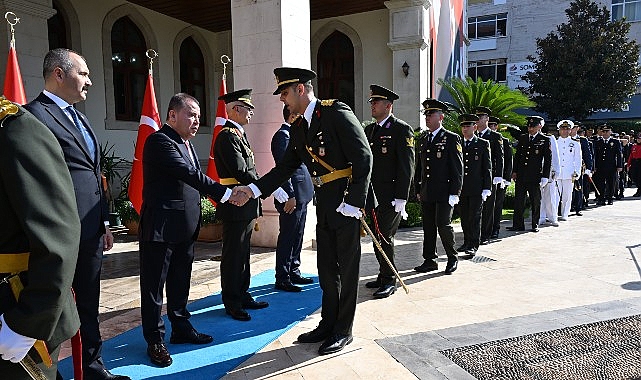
[197, 198, 222, 242]
[99, 142, 129, 226]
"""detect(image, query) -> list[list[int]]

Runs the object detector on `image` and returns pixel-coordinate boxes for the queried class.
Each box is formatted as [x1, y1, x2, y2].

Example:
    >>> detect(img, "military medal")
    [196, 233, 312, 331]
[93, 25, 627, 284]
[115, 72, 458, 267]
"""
[382, 146, 387, 153]
[475, 155, 479, 160]
[535, 149, 539, 154]
[319, 146, 326, 156]
[437, 152, 442, 158]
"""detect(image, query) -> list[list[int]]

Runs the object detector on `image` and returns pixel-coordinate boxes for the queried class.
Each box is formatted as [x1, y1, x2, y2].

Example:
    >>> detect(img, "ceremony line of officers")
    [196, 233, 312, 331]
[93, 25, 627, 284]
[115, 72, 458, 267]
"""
[3, 50, 641, 379]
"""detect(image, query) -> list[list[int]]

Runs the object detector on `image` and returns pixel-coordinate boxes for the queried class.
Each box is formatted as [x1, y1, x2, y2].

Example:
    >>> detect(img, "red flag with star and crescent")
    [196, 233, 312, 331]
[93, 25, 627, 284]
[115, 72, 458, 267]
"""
[3, 43, 26, 104]
[206, 77, 228, 206]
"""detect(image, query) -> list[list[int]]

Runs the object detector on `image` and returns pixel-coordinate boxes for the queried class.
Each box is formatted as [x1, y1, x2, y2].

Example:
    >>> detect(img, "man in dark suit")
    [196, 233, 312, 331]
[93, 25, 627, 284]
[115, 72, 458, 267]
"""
[237, 67, 372, 356]
[271, 106, 315, 293]
[139, 93, 247, 367]
[489, 116, 513, 238]
[593, 125, 623, 205]
[363, 84, 414, 299]
[414, 99, 463, 275]
[474, 107, 503, 244]
[457, 114, 492, 257]
[0, 100, 81, 379]
[508, 116, 552, 233]
[25, 48, 129, 380]
[214, 89, 288, 321]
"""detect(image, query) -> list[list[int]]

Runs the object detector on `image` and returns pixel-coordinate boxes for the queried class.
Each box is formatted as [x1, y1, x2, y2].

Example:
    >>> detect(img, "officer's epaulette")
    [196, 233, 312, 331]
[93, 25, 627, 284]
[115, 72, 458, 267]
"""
[220, 126, 243, 138]
[0, 96, 19, 126]
[320, 99, 337, 107]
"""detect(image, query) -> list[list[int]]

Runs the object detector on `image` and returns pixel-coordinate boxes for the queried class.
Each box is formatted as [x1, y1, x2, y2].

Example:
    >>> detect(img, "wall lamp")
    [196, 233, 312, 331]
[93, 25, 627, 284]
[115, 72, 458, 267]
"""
[402, 61, 410, 77]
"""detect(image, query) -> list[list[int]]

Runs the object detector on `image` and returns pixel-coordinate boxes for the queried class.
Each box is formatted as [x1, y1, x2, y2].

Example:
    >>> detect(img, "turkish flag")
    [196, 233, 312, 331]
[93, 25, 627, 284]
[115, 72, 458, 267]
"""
[128, 73, 160, 214]
[3, 46, 26, 104]
[206, 77, 228, 205]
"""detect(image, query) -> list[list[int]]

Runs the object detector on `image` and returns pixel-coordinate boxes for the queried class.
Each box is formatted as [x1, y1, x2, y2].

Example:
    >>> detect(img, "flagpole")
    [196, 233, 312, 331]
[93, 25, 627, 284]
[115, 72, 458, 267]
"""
[5, 12, 18, 49]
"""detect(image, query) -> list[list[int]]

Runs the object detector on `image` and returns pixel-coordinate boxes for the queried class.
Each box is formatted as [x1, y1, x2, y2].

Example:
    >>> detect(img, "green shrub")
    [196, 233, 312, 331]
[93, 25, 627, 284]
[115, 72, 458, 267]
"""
[116, 197, 218, 225]
[201, 197, 219, 225]
[399, 201, 422, 228]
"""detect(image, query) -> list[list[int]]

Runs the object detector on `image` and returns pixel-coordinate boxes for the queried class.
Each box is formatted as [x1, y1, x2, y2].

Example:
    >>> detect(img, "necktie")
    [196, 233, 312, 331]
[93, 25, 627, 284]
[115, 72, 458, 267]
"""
[427, 132, 433, 143]
[185, 141, 195, 165]
[465, 140, 470, 148]
[530, 135, 534, 143]
[67, 106, 95, 159]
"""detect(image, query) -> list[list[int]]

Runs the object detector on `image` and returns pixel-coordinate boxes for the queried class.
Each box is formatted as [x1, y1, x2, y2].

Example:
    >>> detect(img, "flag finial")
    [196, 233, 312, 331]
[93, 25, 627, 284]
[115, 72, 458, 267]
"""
[221, 55, 231, 80]
[5, 12, 19, 48]
[146, 49, 157, 75]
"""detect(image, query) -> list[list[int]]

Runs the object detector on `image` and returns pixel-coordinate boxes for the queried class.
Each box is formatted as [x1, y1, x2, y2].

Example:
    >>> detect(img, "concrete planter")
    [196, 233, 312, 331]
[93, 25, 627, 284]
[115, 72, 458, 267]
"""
[197, 223, 223, 242]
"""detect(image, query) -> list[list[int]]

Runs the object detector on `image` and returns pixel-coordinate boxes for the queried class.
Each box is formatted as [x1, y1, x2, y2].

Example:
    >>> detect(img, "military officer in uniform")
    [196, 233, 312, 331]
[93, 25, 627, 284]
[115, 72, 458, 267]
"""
[456, 114, 492, 257]
[414, 99, 463, 274]
[0, 99, 81, 379]
[489, 116, 513, 238]
[363, 84, 414, 299]
[237, 68, 372, 356]
[556, 120, 582, 220]
[570, 122, 593, 215]
[214, 89, 288, 322]
[508, 116, 552, 232]
[473, 107, 503, 244]
[593, 125, 623, 205]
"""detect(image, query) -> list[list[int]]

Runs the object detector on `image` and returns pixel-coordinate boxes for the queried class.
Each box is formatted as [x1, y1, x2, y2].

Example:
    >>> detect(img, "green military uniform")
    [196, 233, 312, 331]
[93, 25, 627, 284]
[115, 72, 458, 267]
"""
[364, 84, 414, 292]
[0, 100, 81, 379]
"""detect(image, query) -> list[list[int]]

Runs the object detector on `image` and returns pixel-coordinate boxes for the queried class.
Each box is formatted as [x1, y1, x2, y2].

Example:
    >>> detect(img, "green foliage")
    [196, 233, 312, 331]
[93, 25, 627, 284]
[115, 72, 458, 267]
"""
[201, 198, 219, 225]
[399, 202, 422, 228]
[523, 0, 641, 120]
[99, 142, 129, 212]
[116, 197, 218, 225]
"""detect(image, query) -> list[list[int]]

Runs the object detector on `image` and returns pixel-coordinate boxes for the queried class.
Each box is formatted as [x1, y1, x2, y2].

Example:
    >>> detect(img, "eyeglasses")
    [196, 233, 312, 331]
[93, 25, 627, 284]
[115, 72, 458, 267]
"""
[235, 104, 253, 112]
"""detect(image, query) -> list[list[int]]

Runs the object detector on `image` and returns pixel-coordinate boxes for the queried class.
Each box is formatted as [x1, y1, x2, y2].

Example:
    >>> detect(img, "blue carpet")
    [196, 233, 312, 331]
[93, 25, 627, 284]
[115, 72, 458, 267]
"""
[58, 270, 321, 379]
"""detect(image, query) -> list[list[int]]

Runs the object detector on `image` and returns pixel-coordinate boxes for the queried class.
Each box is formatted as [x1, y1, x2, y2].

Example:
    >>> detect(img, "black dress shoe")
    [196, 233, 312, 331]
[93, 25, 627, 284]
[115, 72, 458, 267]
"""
[480, 239, 490, 245]
[490, 232, 499, 239]
[506, 226, 524, 231]
[365, 279, 381, 289]
[298, 327, 331, 343]
[85, 367, 131, 380]
[290, 275, 314, 284]
[318, 334, 353, 355]
[147, 343, 172, 367]
[607, 200, 613, 205]
[170, 328, 213, 344]
[575, 211, 583, 216]
[465, 247, 477, 257]
[242, 299, 269, 309]
[373, 284, 396, 299]
[444, 260, 458, 275]
[275, 281, 302, 292]
[530, 227, 540, 232]
[456, 244, 469, 252]
[414, 261, 438, 273]
[226, 308, 251, 321]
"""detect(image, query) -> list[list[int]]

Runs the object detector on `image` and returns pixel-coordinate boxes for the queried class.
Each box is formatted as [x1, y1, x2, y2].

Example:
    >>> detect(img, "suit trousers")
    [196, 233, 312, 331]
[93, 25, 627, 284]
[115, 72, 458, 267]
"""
[371, 203, 402, 285]
[460, 195, 483, 249]
[315, 216, 361, 336]
[139, 240, 195, 344]
[73, 235, 105, 373]
[480, 184, 497, 240]
[274, 202, 308, 282]
[513, 180, 541, 229]
[493, 185, 507, 234]
[572, 176, 585, 211]
[594, 169, 618, 201]
[421, 201, 456, 264]
[221, 220, 254, 310]
[540, 181, 559, 223]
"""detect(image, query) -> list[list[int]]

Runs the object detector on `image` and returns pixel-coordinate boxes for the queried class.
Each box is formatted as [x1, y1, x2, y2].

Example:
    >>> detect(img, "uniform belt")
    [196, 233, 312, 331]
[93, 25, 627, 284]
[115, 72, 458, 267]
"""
[0, 252, 29, 273]
[219, 177, 241, 186]
[310, 167, 352, 187]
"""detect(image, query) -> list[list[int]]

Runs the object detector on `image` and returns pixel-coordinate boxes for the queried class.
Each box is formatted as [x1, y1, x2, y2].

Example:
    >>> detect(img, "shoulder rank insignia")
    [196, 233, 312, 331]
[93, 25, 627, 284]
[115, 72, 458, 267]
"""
[320, 99, 336, 106]
[221, 126, 243, 139]
[406, 136, 415, 147]
[456, 143, 462, 153]
[0, 96, 19, 121]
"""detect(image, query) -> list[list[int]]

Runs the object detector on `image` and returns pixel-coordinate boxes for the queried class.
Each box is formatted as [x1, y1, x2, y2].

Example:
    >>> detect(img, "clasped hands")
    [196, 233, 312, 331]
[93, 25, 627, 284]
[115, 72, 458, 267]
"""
[228, 186, 289, 207]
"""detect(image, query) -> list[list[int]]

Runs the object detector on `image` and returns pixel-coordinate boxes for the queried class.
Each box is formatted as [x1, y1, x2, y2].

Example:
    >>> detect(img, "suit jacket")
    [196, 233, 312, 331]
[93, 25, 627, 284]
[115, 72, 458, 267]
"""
[574, 136, 593, 171]
[557, 136, 582, 179]
[256, 100, 372, 226]
[414, 127, 463, 201]
[512, 133, 552, 182]
[461, 136, 492, 196]
[25, 93, 107, 241]
[271, 123, 314, 205]
[502, 136, 513, 179]
[0, 105, 80, 347]
[594, 137, 623, 171]
[477, 128, 504, 179]
[364, 115, 415, 204]
[214, 121, 261, 221]
[139, 124, 227, 243]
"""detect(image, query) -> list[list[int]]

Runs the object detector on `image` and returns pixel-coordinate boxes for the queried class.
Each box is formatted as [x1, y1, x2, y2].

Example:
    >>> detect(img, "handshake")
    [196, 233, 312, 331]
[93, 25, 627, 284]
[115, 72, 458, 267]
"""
[227, 185, 290, 206]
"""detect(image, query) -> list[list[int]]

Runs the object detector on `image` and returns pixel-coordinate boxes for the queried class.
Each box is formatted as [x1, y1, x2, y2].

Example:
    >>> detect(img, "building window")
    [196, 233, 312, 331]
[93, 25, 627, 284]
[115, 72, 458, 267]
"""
[317, 31, 355, 111]
[111, 16, 147, 121]
[468, 13, 507, 39]
[612, 0, 641, 21]
[179, 37, 207, 126]
[468, 59, 507, 82]
[48, 1, 69, 49]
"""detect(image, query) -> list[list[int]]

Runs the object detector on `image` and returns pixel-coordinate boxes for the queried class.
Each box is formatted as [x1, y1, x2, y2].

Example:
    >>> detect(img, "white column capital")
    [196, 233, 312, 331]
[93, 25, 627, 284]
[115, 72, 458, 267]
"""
[388, 39, 428, 52]
[384, 0, 431, 11]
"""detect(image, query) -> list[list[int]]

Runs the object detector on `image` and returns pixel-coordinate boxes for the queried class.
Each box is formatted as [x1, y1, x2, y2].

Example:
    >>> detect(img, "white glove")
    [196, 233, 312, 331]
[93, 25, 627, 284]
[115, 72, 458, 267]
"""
[336, 202, 362, 219]
[481, 189, 492, 202]
[391, 199, 408, 220]
[0, 314, 36, 363]
[492, 177, 502, 185]
[539, 178, 548, 187]
[500, 179, 510, 189]
[448, 195, 459, 207]
[272, 187, 289, 203]
[585, 169, 592, 176]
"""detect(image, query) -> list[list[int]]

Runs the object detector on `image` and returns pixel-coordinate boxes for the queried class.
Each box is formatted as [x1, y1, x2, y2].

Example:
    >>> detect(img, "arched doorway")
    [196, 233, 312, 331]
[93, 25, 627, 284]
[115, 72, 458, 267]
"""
[317, 31, 355, 111]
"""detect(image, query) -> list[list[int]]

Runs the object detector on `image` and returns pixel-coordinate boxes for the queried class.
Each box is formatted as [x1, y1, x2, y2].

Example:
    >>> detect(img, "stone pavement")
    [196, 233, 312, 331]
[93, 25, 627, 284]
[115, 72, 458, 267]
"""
[68, 187, 641, 379]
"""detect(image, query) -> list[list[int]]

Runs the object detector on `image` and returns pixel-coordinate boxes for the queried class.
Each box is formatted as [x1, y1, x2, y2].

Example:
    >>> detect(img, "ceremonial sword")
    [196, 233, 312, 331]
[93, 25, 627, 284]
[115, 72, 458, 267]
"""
[0, 319, 48, 380]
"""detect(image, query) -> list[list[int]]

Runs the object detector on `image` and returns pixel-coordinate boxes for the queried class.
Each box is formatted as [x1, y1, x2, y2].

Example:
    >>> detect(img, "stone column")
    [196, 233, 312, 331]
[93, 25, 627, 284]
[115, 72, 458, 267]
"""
[385, 0, 430, 131]
[231, 0, 315, 248]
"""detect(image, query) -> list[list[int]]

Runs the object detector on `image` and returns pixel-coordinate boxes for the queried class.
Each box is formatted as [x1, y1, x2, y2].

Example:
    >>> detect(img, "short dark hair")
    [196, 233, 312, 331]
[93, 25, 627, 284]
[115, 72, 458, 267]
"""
[166, 93, 199, 119]
[282, 105, 291, 122]
[43, 48, 84, 79]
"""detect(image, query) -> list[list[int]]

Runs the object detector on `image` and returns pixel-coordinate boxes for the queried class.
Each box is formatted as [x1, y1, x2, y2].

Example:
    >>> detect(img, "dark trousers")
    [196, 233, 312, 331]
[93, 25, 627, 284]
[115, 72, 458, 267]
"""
[460, 195, 483, 249]
[631, 160, 641, 191]
[513, 180, 541, 229]
[493, 185, 507, 234]
[221, 220, 254, 310]
[73, 235, 106, 374]
[594, 169, 618, 201]
[316, 216, 361, 336]
[139, 239, 195, 344]
[274, 201, 309, 282]
[371, 203, 402, 285]
[0, 346, 61, 380]
[480, 184, 497, 240]
[572, 175, 585, 211]
[421, 201, 456, 265]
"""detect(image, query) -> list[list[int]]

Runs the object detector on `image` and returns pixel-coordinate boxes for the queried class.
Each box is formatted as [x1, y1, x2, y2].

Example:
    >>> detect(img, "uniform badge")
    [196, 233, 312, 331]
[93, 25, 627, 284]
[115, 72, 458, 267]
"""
[535, 149, 539, 154]
[382, 147, 387, 154]
[475, 155, 479, 160]
[437, 152, 442, 158]
[319, 146, 326, 156]
[406, 137, 414, 147]
[610, 142, 614, 146]
[456, 143, 462, 153]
